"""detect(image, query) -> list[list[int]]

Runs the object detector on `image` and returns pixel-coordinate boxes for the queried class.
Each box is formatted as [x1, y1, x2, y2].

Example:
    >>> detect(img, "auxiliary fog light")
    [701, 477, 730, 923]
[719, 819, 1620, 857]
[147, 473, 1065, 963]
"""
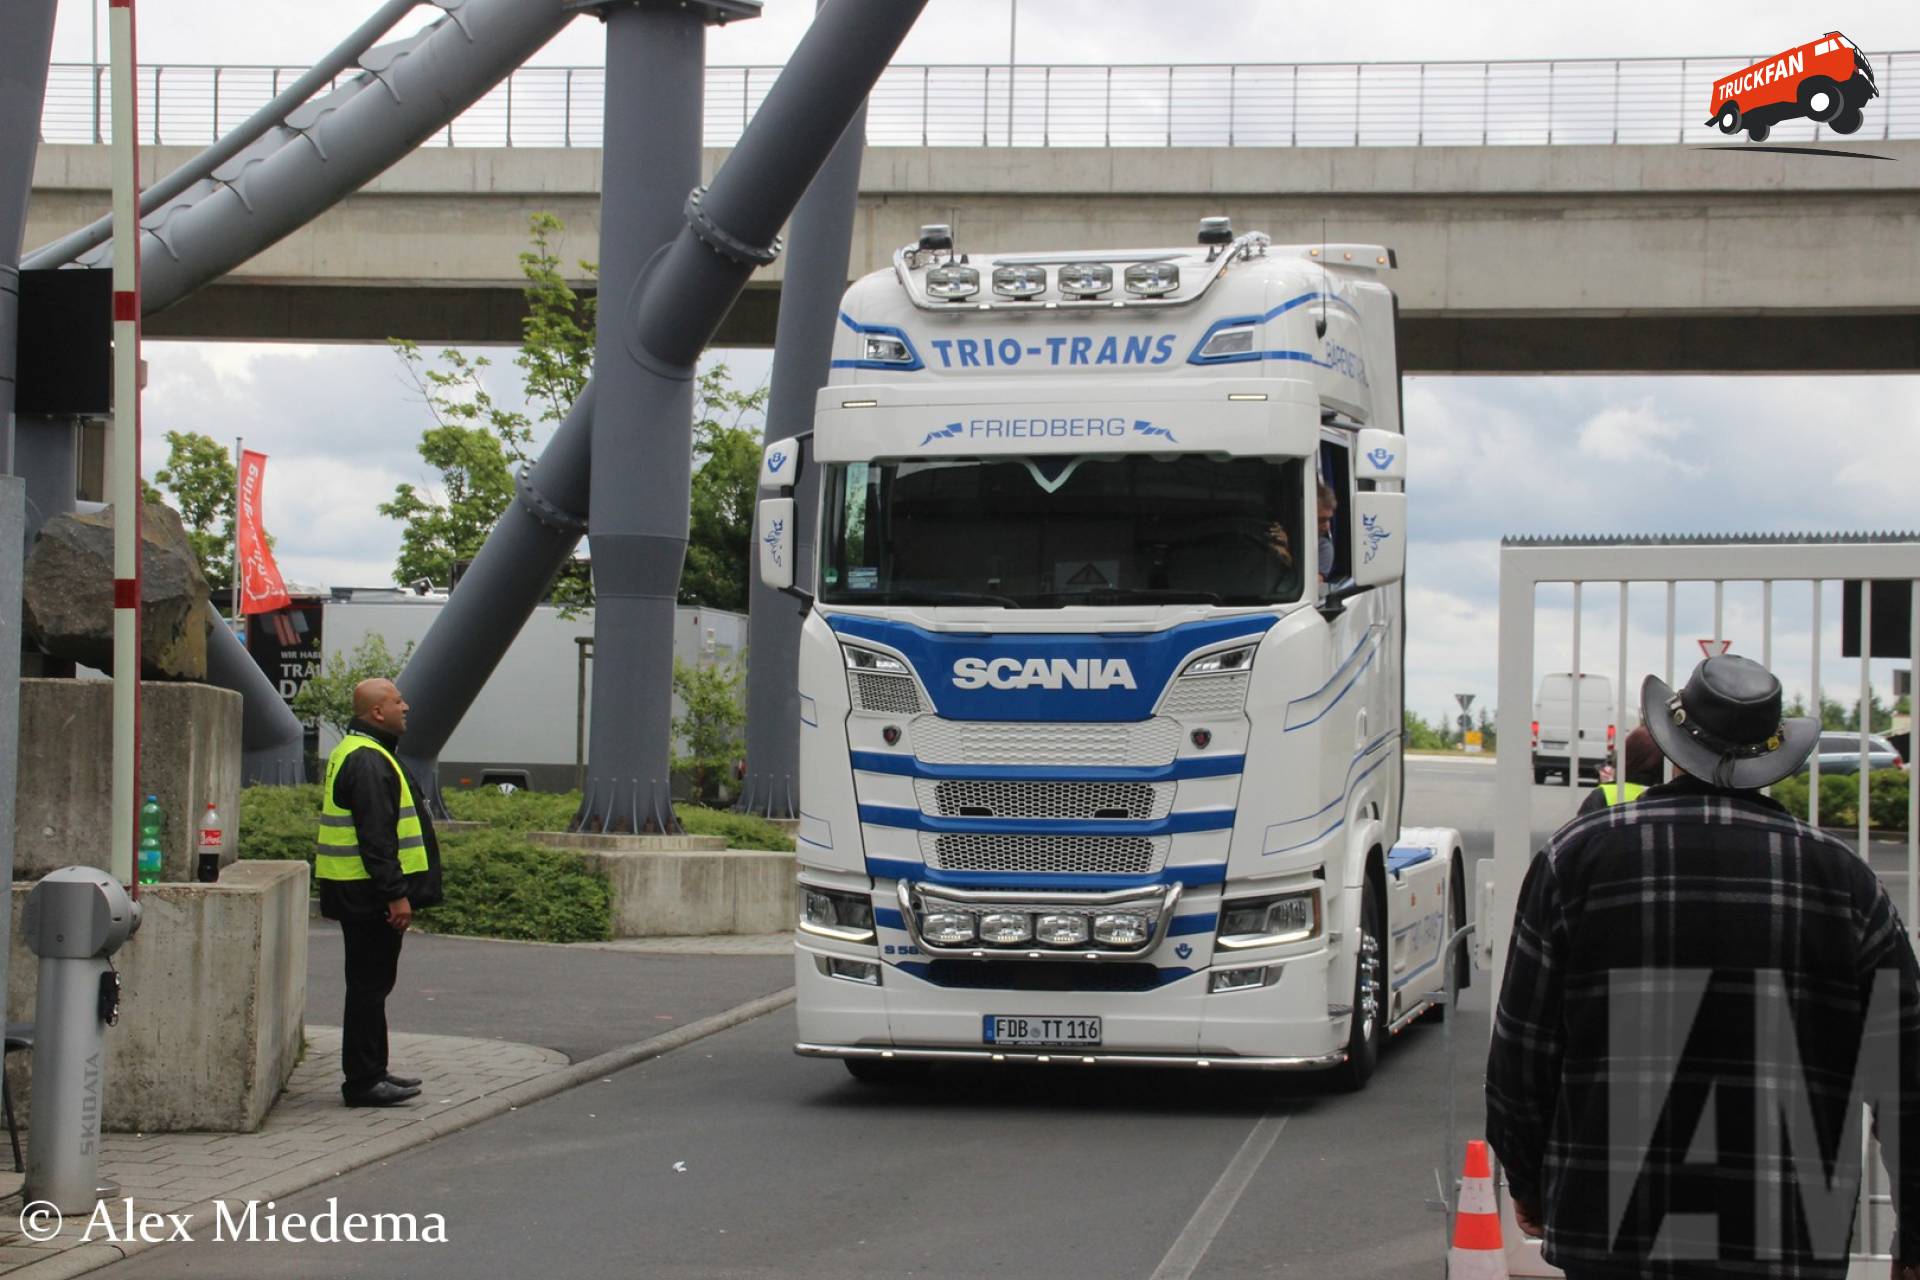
[818, 956, 882, 986]
[1056, 262, 1113, 297]
[1123, 261, 1180, 297]
[926, 264, 980, 300]
[977, 912, 1034, 945]
[921, 911, 976, 946]
[1034, 913, 1092, 947]
[991, 264, 1048, 299]
[1092, 912, 1151, 947]
[1208, 965, 1275, 994]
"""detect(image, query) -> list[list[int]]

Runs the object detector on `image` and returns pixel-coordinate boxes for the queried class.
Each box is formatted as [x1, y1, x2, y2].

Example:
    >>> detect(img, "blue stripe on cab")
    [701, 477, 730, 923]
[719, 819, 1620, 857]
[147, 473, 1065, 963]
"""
[849, 751, 1244, 783]
[1167, 913, 1218, 937]
[865, 857, 1225, 892]
[874, 907, 906, 931]
[860, 805, 1234, 837]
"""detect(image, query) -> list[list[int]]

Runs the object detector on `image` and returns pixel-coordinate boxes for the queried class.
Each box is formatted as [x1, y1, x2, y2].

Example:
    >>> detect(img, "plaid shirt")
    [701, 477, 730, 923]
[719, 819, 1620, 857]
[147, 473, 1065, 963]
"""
[1487, 776, 1920, 1278]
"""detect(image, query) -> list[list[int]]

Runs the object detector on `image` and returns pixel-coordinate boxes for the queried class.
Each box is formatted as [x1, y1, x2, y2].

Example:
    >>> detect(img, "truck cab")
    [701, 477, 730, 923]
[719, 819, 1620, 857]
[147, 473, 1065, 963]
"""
[758, 221, 1462, 1088]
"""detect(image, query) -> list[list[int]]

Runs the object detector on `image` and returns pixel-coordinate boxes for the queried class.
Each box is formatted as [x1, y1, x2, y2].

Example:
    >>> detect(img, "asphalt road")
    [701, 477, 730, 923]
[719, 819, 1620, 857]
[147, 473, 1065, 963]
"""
[94, 759, 1914, 1280]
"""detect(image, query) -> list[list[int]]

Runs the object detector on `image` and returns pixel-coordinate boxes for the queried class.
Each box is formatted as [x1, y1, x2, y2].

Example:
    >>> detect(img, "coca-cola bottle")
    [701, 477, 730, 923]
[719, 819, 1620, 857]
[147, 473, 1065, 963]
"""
[197, 802, 224, 883]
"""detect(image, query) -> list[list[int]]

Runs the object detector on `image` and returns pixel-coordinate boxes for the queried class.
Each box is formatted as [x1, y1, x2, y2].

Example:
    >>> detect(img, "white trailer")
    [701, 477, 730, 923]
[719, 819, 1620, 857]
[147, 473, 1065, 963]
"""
[758, 220, 1464, 1088]
[317, 593, 746, 792]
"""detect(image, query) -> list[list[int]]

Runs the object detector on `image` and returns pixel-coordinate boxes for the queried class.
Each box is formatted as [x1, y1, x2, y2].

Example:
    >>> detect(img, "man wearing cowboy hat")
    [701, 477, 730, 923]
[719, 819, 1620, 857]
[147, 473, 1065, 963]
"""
[1487, 654, 1920, 1280]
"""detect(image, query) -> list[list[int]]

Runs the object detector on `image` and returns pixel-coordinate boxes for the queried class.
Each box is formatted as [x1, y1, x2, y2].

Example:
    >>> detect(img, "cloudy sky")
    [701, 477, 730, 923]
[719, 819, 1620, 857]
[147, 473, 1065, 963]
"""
[37, 0, 1920, 727]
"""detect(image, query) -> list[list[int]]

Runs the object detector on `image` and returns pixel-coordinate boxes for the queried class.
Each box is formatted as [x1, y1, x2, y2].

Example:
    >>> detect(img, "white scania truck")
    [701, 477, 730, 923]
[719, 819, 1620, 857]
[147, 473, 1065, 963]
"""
[756, 220, 1464, 1089]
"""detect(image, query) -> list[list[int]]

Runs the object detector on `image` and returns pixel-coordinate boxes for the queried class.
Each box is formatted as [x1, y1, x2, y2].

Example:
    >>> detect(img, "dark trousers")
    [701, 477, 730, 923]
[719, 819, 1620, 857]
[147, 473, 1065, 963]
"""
[339, 917, 404, 1096]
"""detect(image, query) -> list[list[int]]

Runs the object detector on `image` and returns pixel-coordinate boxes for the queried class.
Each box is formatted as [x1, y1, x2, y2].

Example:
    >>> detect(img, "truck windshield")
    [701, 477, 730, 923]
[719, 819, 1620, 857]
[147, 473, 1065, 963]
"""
[819, 454, 1306, 608]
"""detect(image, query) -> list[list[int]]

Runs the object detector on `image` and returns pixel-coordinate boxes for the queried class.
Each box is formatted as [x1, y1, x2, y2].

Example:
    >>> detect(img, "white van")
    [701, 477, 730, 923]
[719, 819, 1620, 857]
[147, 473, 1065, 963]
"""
[1532, 672, 1614, 785]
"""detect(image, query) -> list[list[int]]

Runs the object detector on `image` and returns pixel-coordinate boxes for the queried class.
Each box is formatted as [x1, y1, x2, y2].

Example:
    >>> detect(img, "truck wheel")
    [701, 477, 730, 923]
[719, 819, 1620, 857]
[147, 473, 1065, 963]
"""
[1335, 891, 1383, 1092]
[1747, 122, 1771, 143]
[1798, 76, 1844, 122]
[844, 1058, 929, 1085]
[1829, 106, 1864, 135]
[1714, 103, 1741, 134]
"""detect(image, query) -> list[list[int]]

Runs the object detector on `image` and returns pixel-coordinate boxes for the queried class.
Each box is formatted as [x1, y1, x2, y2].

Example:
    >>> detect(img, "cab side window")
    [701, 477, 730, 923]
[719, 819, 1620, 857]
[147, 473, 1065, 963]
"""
[1317, 437, 1353, 585]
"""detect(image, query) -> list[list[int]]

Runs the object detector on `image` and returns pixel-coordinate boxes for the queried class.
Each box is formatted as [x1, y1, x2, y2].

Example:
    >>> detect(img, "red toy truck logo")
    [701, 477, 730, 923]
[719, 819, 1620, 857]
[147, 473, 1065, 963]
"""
[1707, 32, 1878, 142]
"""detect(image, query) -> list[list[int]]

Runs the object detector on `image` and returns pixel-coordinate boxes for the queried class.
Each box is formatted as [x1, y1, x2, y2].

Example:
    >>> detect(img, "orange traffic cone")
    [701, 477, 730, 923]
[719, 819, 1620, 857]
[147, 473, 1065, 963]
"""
[1449, 1140, 1509, 1278]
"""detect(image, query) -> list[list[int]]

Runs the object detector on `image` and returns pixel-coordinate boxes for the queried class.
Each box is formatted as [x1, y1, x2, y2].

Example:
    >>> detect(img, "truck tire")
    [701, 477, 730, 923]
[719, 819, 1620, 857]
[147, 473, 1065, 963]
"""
[1335, 890, 1383, 1092]
[1797, 76, 1844, 122]
[1747, 122, 1771, 142]
[1829, 106, 1864, 135]
[1714, 103, 1741, 134]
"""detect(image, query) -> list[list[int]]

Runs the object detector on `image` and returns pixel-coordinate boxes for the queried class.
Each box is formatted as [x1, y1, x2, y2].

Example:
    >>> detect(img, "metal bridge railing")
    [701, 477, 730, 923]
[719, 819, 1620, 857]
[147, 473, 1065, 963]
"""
[38, 54, 1920, 152]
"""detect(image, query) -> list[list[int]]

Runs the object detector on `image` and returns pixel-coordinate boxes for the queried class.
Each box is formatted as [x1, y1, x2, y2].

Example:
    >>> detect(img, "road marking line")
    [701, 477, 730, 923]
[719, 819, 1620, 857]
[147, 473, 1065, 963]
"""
[1148, 1112, 1288, 1280]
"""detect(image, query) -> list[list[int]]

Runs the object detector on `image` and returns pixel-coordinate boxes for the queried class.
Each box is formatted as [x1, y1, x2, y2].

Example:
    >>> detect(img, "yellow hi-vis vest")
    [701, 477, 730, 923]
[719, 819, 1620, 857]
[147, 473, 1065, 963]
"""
[316, 733, 427, 883]
[1597, 782, 1648, 806]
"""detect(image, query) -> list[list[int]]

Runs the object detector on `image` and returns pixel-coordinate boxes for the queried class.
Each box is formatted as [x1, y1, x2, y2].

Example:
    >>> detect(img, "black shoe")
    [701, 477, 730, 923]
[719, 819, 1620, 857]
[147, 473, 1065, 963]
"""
[344, 1080, 421, 1107]
[384, 1073, 423, 1089]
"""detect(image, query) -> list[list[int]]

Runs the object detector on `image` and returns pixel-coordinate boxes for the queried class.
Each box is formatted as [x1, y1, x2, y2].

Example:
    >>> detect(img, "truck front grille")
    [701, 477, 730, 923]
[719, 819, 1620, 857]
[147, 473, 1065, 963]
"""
[918, 779, 1168, 821]
[911, 718, 1181, 767]
[924, 833, 1164, 876]
[852, 672, 923, 715]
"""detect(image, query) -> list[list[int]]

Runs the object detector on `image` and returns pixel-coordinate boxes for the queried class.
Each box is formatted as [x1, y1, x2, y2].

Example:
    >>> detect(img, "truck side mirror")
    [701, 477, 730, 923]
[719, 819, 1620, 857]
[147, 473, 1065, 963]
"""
[760, 437, 802, 491]
[758, 497, 795, 591]
[1350, 491, 1406, 588]
[1354, 428, 1405, 482]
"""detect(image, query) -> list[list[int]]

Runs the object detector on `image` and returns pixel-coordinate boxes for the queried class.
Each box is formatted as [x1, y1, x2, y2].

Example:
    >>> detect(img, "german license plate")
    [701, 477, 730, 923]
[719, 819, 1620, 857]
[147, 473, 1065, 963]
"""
[983, 1015, 1101, 1047]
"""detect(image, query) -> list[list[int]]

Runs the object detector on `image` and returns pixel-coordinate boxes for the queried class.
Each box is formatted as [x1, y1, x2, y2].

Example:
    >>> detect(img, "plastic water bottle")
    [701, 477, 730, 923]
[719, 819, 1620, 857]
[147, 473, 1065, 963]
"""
[138, 795, 164, 885]
[197, 802, 224, 884]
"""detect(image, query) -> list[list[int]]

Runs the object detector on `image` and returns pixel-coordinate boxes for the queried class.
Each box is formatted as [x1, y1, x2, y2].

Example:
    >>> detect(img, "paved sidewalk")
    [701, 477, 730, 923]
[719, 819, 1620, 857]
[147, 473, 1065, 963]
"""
[0, 1025, 565, 1276]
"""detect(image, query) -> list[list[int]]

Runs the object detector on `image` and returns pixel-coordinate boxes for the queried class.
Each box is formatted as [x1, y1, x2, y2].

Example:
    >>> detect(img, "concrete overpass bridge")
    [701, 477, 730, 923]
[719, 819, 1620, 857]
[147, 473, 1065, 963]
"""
[26, 55, 1920, 372]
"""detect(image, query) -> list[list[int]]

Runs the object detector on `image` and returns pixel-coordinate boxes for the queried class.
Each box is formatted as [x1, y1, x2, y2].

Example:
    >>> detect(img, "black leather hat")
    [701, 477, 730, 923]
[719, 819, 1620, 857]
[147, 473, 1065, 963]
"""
[1641, 654, 1818, 790]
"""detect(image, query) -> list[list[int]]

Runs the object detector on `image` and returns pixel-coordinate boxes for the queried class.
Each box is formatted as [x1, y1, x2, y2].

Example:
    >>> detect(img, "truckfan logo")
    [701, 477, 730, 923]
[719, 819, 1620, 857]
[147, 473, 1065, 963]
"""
[1361, 513, 1392, 565]
[920, 422, 963, 447]
[950, 657, 1139, 691]
[1707, 32, 1878, 142]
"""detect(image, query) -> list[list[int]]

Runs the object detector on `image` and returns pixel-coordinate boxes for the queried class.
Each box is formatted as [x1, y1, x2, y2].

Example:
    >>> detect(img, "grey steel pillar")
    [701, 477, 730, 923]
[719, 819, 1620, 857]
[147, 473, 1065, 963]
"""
[1, 0, 60, 1034]
[579, 0, 923, 833]
[21, 869, 140, 1212]
[203, 601, 306, 784]
[739, 40, 866, 819]
[577, 0, 737, 834]
[13, 416, 76, 541]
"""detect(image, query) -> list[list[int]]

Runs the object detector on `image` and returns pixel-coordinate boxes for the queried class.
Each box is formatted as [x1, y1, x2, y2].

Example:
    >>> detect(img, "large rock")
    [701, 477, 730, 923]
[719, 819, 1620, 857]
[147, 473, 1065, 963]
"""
[23, 502, 210, 680]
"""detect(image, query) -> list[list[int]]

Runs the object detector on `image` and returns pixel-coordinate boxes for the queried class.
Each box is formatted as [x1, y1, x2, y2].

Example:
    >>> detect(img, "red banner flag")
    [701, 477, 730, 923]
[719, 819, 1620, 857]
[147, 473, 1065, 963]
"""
[236, 449, 292, 615]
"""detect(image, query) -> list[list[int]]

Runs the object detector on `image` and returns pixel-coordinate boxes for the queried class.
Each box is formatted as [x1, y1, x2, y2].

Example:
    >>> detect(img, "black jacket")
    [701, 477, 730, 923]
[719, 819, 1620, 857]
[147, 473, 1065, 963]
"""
[318, 719, 445, 922]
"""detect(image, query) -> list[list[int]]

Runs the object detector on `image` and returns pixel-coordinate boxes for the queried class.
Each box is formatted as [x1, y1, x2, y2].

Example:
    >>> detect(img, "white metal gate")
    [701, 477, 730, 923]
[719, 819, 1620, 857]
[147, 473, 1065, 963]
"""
[1489, 534, 1920, 1277]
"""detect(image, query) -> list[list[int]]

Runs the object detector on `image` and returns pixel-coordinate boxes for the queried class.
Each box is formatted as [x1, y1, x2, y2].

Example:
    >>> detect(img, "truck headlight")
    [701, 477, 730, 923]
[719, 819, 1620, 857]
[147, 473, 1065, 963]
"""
[1198, 326, 1255, 359]
[801, 887, 876, 943]
[843, 645, 909, 674]
[1124, 262, 1180, 297]
[864, 334, 914, 364]
[978, 912, 1034, 945]
[1216, 888, 1320, 950]
[1034, 914, 1091, 947]
[926, 264, 980, 300]
[992, 265, 1047, 299]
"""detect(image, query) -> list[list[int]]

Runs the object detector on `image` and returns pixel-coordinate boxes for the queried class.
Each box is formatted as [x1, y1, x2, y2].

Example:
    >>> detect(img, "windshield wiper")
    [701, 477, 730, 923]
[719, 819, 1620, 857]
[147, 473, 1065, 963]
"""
[881, 589, 1023, 608]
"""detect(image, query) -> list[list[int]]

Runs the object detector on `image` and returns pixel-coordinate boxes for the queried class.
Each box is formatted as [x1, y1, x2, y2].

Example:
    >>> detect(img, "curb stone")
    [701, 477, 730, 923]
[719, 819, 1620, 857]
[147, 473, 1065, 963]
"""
[6, 987, 797, 1280]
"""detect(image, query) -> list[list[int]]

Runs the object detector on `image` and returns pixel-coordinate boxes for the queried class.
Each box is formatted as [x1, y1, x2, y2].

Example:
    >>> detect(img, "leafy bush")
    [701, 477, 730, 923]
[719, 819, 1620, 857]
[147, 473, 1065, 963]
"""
[672, 656, 746, 805]
[1771, 768, 1909, 832]
[680, 806, 794, 852]
[240, 783, 323, 866]
[422, 832, 611, 944]
[443, 786, 578, 833]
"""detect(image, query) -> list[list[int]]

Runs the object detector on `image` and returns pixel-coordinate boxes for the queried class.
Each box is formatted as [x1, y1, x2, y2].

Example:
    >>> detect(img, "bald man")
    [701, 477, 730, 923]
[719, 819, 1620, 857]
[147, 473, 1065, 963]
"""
[315, 678, 444, 1107]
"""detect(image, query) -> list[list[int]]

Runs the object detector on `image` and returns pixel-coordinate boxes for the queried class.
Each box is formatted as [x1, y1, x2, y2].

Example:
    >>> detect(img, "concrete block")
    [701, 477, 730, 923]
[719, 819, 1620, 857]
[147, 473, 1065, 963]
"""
[578, 847, 796, 937]
[527, 830, 727, 853]
[6, 861, 309, 1132]
[13, 678, 243, 882]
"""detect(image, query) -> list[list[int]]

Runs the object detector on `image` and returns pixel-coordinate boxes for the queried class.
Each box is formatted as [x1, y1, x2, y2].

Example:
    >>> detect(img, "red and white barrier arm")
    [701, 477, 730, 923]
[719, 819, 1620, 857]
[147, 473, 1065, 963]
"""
[109, 0, 142, 889]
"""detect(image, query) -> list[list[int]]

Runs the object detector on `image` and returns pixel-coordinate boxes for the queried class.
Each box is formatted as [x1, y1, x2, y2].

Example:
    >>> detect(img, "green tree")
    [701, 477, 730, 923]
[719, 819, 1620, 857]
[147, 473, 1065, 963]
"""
[153, 431, 236, 589]
[678, 363, 771, 613]
[1403, 708, 1449, 751]
[671, 656, 746, 804]
[291, 633, 415, 734]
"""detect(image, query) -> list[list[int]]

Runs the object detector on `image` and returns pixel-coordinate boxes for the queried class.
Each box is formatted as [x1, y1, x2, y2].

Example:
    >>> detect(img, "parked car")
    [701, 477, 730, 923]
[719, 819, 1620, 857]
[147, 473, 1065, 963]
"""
[1797, 732, 1905, 777]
